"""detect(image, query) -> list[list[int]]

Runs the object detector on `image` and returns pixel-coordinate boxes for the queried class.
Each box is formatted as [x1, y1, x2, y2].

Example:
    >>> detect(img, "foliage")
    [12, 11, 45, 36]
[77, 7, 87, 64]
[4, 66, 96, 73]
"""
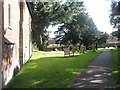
[110, 1, 120, 27]
[30, 2, 85, 50]
[111, 31, 118, 37]
[110, 1, 120, 40]
[30, 1, 109, 50]
[95, 32, 109, 45]
[32, 42, 38, 51]
[8, 50, 102, 88]
[55, 11, 109, 49]
[111, 48, 120, 89]
[30, 1, 110, 50]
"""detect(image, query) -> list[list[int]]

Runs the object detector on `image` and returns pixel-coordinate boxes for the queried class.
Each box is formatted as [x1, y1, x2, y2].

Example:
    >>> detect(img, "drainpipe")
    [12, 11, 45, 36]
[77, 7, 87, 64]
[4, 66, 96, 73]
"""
[0, 1, 4, 89]
[19, 1, 24, 67]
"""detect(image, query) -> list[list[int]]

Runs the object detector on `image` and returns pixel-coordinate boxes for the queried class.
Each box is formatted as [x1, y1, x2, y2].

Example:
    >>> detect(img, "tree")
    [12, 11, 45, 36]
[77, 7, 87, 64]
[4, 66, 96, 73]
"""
[111, 31, 118, 37]
[55, 13, 86, 46]
[55, 12, 100, 49]
[95, 31, 109, 45]
[55, 10, 109, 49]
[110, 1, 120, 40]
[30, 2, 85, 50]
[80, 16, 99, 49]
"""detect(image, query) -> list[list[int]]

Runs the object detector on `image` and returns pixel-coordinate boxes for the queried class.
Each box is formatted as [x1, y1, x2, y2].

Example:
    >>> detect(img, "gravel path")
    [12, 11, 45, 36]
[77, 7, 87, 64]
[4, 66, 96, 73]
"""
[70, 49, 115, 88]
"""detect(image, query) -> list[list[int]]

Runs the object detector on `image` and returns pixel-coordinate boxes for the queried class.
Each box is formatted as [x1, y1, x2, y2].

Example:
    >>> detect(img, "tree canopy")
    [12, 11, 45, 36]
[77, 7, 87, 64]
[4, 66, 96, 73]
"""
[55, 9, 109, 49]
[30, 1, 109, 50]
[110, 1, 120, 40]
[30, 2, 85, 50]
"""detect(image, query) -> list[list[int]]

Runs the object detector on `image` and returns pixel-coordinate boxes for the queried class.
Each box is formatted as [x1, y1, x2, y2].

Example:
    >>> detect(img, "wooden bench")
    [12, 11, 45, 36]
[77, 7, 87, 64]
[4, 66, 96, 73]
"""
[63, 48, 73, 56]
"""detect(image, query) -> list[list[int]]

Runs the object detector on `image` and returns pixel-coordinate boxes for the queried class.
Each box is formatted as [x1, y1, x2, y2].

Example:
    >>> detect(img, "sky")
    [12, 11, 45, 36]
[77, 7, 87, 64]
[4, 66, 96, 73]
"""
[47, 0, 116, 38]
[83, 0, 116, 34]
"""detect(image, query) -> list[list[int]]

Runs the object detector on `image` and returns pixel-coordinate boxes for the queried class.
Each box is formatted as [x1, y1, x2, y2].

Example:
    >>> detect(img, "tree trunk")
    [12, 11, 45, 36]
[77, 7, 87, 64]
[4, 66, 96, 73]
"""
[85, 44, 89, 50]
[31, 13, 49, 51]
[33, 30, 44, 51]
[38, 35, 44, 51]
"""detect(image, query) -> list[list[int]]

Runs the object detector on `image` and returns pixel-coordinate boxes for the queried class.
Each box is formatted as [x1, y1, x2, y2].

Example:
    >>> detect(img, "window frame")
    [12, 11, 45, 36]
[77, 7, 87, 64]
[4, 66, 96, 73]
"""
[8, 4, 11, 27]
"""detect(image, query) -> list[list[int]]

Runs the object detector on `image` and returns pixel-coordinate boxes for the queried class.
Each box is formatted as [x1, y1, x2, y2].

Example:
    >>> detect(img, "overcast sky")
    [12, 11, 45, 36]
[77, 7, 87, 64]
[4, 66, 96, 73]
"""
[83, 0, 116, 34]
[47, 0, 116, 38]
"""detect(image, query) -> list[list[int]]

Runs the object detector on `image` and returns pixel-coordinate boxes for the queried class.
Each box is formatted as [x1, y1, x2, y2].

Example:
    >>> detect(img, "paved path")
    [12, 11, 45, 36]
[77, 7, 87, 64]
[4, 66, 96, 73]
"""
[71, 49, 115, 88]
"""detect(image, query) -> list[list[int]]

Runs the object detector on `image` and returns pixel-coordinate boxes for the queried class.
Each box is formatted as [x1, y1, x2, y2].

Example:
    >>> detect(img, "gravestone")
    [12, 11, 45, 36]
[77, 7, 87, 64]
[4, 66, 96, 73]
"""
[83, 46, 86, 52]
[92, 44, 96, 51]
[71, 46, 76, 56]
[80, 45, 84, 53]
[76, 46, 79, 52]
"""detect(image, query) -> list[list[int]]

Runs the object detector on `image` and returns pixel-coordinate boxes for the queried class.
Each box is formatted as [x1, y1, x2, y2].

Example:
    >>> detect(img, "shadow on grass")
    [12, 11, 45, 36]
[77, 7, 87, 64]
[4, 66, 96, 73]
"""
[8, 50, 102, 88]
[30, 53, 82, 60]
[8, 55, 83, 88]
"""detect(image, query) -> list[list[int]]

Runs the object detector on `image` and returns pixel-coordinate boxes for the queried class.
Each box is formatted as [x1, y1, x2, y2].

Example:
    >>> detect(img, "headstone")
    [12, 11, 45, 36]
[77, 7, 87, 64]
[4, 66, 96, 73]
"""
[92, 44, 96, 51]
[83, 46, 86, 52]
[80, 45, 84, 53]
[72, 46, 76, 56]
[76, 46, 79, 52]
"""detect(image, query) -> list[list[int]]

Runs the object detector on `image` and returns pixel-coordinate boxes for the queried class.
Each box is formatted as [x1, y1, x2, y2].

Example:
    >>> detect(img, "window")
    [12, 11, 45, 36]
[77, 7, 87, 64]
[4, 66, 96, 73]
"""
[8, 4, 11, 26]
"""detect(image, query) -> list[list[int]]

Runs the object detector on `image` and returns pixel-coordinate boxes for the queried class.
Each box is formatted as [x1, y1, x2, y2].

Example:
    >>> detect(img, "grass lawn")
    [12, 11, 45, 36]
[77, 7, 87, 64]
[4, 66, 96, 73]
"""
[8, 50, 102, 88]
[111, 48, 120, 89]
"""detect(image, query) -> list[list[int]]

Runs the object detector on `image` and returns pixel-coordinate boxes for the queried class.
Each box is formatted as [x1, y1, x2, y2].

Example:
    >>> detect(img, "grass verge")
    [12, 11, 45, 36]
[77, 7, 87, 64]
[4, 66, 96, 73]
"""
[111, 48, 120, 89]
[8, 50, 102, 88]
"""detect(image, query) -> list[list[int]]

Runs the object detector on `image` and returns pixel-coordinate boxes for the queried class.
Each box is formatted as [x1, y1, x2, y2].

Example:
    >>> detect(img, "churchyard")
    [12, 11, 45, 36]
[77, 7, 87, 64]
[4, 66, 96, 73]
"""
[7, 49, 103, 88]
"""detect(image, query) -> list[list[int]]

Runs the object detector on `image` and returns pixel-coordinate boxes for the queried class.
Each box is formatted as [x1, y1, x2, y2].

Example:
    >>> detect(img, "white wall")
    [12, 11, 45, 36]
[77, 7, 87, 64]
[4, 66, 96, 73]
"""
[3, 1, 20, 86]
[23, 2, 32, 64]
[2, 1, 32, 87]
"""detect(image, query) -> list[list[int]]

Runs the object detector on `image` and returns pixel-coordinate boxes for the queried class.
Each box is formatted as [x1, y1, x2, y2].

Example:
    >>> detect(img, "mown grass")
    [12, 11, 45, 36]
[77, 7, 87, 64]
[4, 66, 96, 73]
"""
[8, 50, 102, 88]
[111, 48, 120, 89]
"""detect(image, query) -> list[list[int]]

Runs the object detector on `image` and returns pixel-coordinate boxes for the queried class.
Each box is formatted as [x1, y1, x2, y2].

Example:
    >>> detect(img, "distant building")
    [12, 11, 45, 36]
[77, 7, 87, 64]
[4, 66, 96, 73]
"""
[48, 40, 60, 47]
[106, 36, 120, 46]
[0, 1, 32, 89]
